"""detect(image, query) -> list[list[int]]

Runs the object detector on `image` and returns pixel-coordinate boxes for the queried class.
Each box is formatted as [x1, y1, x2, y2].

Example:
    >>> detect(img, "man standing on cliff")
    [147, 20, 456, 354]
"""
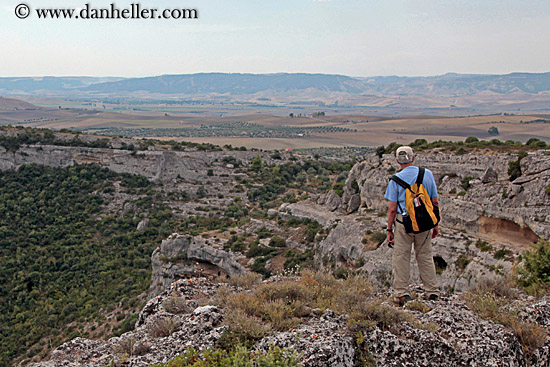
[384, 146, 440, 306]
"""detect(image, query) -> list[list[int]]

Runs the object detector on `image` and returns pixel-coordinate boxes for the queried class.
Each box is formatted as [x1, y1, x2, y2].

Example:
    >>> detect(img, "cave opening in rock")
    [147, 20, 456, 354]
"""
[433, 256, 448, 274]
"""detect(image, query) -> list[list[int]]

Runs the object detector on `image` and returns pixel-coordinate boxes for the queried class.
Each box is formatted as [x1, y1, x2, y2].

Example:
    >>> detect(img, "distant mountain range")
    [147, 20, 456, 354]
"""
[0, 76, 122, 93]
[1, 72, 550, 97]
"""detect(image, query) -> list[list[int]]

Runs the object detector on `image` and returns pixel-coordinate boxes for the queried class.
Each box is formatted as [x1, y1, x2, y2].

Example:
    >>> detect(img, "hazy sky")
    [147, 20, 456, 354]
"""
[2, 0, 550, 77]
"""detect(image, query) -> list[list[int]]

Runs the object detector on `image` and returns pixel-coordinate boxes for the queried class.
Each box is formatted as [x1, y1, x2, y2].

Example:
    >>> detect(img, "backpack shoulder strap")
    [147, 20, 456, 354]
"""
[390, 175, 410, 190]
[416, 167, 425, 186]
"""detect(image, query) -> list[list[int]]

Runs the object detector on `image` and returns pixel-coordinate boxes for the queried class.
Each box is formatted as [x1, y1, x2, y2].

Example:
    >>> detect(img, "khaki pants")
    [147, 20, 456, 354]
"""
[392, 214, 440, 297]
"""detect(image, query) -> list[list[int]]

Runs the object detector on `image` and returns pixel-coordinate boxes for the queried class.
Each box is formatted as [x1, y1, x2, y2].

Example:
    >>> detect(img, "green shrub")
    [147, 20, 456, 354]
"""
[246, 242, 278, 258]
[333, 267, 350, 280]
[332, 183, 345, 196]
[516, 240, 550, 290]
[475, 240, 493, 252]
[461, 176, 474, 190]
[350, 179, 360, 193]
[113, 313, 139, 337]
[494, 248, 513, 260]
[250, 257, 272, 278]
[152, 345, 300, 367]
[284, 250, 314, 270]
[526, 138, 547, 148]
[269, 236, 287, 247]
[370, 231, 387, 245]
[508, 151, 528, 181]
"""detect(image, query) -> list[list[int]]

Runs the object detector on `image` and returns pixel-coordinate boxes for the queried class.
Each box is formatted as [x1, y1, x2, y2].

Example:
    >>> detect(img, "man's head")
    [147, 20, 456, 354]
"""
[395, 146, 414, 165]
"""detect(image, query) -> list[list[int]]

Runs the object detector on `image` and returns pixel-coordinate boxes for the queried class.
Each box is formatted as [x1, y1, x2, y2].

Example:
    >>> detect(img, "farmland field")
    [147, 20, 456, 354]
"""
[2, 97, 550, 149]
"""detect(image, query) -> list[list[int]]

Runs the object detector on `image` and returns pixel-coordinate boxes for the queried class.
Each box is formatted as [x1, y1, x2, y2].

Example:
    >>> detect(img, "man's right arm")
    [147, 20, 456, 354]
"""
[384, 180, 398, 245]
[431, 196, 439, 238]
[387, 201, 397, 245]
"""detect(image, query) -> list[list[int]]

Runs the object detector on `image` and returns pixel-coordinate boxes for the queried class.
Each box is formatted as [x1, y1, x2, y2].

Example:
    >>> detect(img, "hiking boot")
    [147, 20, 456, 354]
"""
[392, 295, 412, 307]
[428, 294, 439, 301]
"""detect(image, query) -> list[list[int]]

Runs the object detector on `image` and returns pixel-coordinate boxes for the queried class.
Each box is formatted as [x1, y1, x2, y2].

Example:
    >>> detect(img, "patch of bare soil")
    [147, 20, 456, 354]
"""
[479, 216, 539, 248]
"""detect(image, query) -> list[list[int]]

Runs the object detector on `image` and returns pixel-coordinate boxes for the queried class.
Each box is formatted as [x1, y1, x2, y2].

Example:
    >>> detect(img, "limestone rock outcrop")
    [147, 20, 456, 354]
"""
[0, 143, 278, 184]
[29, 277, 550, 367]
[256, 309, 355, 367]
[149, 234, 245, 297]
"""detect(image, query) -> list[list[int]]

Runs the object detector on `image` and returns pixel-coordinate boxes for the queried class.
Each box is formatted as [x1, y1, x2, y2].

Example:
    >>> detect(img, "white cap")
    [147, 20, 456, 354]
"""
[396, 146, 414, 164]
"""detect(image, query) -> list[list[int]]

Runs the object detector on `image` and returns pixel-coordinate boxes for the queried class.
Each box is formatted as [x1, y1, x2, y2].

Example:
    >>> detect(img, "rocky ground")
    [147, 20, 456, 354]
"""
[29, 276, 550, 367]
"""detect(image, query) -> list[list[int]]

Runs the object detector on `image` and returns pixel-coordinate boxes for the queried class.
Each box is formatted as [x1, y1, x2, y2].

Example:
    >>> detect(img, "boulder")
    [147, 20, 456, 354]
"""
[481, 167, 498, 183]
[347, 194, 361, 213]
[256, 309, 355, 367]
[325, 190, 342, 212]
[136, 218, 149, 230]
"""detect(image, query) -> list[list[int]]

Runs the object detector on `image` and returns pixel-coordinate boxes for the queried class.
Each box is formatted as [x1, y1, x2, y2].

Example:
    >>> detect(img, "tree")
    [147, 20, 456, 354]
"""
[488, 126, 499, 136]
[251, 155, 262, 172]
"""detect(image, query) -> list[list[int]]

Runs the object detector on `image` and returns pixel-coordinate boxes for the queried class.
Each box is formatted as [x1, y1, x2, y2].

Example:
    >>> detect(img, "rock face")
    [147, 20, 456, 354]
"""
[0, 144, 278, 184]
[29, 278, 550, 367]
[149, 234, 245, 297]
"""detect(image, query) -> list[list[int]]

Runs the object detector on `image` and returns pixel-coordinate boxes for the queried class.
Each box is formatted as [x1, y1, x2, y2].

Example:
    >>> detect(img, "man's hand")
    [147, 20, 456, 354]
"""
[387, 231, 394, 247]
[432, 225, 439, 239]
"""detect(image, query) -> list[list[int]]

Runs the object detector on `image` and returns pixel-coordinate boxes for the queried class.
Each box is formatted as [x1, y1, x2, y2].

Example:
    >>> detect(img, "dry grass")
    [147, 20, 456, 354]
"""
[348, 300, 414, 330]
[223, 308, 271, 339]
[227, 272, 262, 290]
[474, 277, 518, 299]
[148, 317, 181, 338]
[112, 338, 151, 357]
[464, 278, 547, 353]
[404, 299, 431, 313]
[216, 269, 418, 347]
[163, 296, 191, 315]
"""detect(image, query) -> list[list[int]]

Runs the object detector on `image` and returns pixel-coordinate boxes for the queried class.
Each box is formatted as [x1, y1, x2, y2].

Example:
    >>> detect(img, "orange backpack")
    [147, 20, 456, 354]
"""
[390, 167, 440, 233]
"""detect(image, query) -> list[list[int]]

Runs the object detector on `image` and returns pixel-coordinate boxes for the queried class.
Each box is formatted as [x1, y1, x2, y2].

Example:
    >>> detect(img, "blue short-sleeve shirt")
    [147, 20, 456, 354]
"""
[384, 166, 438, 214]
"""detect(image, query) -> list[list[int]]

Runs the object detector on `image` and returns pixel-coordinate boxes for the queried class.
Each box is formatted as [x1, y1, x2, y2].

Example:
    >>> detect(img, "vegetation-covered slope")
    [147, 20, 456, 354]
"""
[0, 164, 175, 365]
